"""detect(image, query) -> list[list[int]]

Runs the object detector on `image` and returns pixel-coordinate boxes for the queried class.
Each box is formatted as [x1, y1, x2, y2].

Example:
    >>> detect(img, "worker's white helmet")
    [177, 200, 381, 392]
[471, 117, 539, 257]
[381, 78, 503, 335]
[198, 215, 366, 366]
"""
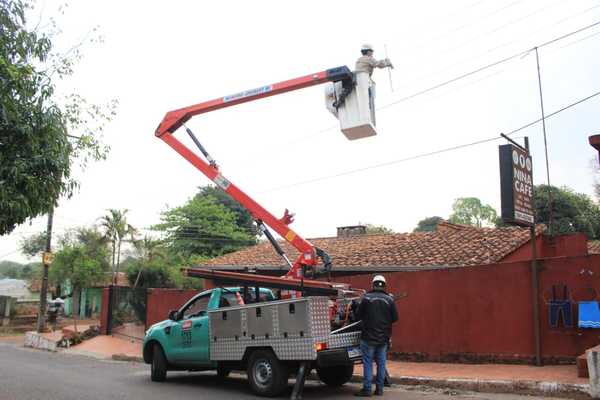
[372, 274, 386, 287]
[361, 43, 374, 52]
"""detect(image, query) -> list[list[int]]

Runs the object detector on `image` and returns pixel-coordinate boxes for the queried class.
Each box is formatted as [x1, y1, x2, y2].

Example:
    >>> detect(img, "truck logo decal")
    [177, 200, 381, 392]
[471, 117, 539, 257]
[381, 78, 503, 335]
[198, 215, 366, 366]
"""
[223, 85, 272, 103]
[182, 319, 192, 331]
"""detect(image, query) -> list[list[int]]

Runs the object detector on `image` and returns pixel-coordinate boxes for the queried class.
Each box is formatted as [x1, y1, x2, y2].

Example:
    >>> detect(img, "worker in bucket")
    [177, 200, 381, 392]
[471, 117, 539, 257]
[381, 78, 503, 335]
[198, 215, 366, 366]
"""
[355, 44, 393, 77]
[355, 274, 398, 397]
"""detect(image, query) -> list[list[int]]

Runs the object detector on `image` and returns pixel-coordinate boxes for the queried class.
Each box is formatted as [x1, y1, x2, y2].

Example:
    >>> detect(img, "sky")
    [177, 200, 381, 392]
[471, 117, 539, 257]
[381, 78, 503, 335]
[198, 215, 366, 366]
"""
[2, 0, 600, 264]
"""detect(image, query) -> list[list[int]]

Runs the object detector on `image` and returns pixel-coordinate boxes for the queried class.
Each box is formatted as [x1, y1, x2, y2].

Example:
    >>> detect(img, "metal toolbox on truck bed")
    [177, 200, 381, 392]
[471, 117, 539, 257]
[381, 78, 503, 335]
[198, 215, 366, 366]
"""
[208, 296, 360, 361]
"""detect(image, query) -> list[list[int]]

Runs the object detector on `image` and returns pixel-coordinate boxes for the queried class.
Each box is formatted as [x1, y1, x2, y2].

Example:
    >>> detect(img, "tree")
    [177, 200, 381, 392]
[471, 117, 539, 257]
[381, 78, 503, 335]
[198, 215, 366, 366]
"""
[449, 197, 497, 228]
[0, 0, 115, 235]
[363, 223, 395, 235]
[19, 232, 48, 258]
[153, 195, 256, 258]
[196, 186, 258, 237]
[49, 240, 109, 322]
[414, 216, 444, 232]
[99, 209, 137, 281]
[0, 260, 23, 278]
[534, 185, 600, 239]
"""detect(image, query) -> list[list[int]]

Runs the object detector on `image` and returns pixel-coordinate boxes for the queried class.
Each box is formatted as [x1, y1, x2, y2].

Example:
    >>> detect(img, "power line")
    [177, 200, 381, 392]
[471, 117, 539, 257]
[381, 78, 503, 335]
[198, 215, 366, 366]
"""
[398, 1, 600, 88]
[381, 19, 600, 110]
[261, 88, 600, 193]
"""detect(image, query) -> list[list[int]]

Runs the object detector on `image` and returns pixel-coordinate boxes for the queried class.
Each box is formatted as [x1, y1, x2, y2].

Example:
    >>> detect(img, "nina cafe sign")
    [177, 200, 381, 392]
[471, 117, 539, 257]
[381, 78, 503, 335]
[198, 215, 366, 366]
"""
[499, 144, 534, 226]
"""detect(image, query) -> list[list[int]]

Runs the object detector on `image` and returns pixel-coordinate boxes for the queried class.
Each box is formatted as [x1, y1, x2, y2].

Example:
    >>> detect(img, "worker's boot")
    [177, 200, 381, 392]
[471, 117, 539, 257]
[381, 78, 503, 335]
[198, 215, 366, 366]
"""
[375, 386, 384, 396]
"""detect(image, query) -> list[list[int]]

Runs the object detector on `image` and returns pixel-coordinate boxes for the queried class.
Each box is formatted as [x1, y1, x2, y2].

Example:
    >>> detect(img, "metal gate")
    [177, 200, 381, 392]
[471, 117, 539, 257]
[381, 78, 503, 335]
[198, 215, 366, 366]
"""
[107, 286, 147, 341]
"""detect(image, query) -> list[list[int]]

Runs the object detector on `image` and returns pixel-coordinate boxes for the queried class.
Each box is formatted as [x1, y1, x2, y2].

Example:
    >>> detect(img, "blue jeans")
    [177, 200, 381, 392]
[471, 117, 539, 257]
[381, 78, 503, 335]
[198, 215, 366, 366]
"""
[360, 339, 387, 392]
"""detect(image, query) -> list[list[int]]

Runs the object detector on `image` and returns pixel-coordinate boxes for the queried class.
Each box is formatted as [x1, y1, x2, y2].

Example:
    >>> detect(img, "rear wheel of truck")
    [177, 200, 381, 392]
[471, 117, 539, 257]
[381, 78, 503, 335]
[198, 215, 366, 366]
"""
[317, 363, 354, 387]
[247, 350, 288, 397]
[151, 344, 167, 382]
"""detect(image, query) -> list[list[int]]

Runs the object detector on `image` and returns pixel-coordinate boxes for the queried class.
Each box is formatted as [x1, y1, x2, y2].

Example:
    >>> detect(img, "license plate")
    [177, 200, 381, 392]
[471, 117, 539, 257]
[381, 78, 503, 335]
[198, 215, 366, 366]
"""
[347, 346, 361, 358]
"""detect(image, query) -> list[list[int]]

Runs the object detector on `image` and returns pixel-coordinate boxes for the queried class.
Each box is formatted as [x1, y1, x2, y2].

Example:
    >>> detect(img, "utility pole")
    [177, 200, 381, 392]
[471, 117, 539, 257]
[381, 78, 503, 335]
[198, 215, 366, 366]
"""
[36, 208, 54, 333]
[525, 137, 542, 367]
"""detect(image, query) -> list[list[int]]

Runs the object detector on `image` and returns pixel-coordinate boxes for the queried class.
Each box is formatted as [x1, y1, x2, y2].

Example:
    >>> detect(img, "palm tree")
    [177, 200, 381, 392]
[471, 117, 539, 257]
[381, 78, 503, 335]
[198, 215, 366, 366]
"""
[132, 236, 165, 288]
[99, 209, 137, 283]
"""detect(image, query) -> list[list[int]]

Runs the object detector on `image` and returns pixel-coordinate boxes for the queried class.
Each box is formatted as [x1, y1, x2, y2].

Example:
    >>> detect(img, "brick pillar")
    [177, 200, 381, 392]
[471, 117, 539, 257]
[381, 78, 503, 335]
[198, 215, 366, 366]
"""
[99, 287, 111, 335]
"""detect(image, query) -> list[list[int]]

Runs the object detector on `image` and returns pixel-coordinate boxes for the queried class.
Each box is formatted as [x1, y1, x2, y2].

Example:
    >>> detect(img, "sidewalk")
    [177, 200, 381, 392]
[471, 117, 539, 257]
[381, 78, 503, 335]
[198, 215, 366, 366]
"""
[64, 334, 590, 398]
[369, 361, 589, 398]
[66, 334, 142, 361]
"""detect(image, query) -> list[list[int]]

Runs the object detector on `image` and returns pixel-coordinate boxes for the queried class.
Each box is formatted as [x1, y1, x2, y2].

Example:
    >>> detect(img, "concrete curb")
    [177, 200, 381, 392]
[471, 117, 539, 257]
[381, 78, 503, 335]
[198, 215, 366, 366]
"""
[23, 331, 58, 352]
[367, 375, 591, 399]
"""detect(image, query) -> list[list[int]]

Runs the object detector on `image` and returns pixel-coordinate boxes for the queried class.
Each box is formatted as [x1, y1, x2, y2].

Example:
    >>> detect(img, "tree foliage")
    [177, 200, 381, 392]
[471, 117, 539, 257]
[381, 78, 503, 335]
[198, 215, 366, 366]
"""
[449, 197, 497, 228]
[153, 195, 256, 258]
[48, 243, 109, 291]
[414, 216, 444, 232]
[363, 223, 395, 235]
[0, 0, 115, 235]
[534, 184, 600, 239]
[99, 209, 136, 278]
[19, 231, 47, 258]
[196, 186, 258, 237]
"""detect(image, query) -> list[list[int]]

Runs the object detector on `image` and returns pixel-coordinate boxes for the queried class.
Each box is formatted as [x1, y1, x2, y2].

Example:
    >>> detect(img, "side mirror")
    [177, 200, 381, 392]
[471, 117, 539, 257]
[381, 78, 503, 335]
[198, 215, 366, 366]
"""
[168, 310, 179, 321]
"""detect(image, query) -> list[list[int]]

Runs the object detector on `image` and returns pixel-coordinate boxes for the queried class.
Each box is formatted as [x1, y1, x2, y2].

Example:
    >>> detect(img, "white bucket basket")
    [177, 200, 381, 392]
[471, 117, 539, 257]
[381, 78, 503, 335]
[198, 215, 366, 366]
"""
[325, 72, 377, 141]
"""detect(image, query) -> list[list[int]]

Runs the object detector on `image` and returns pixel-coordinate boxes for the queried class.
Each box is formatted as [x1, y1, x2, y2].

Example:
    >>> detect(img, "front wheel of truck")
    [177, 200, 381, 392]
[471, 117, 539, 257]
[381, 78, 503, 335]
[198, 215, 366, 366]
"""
[151, 344, 167, 382]
[317, 363, 354, 387]
[247, 349, 288, 397]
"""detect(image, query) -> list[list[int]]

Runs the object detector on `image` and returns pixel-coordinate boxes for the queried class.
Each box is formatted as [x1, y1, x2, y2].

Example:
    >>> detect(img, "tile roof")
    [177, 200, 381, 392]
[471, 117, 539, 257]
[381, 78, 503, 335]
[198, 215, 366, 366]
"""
[589, 241, 600, 255]
[199, 222, 541, 271]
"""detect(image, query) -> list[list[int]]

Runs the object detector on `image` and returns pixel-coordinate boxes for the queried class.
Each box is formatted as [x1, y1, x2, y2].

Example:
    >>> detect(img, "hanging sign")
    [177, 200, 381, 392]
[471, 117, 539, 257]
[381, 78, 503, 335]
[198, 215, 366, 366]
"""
[42, 252, 54, 266]
[499, 144, 534, 226]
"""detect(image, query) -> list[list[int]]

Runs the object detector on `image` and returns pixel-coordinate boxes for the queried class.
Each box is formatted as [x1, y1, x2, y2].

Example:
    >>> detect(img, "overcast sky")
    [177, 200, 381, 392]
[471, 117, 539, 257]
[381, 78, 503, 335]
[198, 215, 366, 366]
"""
[2, 0, 600, 264]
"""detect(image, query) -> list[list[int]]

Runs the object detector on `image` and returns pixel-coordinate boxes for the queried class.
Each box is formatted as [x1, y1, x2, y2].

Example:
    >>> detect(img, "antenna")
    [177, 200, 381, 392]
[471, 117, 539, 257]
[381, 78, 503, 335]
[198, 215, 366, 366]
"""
[384, 44, 394, 92]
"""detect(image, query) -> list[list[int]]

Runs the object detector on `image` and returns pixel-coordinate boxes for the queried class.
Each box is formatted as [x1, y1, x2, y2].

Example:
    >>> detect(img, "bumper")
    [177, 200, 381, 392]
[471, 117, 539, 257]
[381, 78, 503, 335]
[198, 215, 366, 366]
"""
[317, 347, 362, 368]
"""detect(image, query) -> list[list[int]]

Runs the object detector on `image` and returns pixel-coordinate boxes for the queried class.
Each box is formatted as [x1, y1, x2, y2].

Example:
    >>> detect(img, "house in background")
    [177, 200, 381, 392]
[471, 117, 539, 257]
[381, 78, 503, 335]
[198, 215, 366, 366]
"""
[62, 272, 129, 319]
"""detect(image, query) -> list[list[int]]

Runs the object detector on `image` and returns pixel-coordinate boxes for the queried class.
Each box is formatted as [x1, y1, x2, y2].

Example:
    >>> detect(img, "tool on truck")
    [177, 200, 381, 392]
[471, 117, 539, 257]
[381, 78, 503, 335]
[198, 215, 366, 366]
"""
[149, 64, 380, 398]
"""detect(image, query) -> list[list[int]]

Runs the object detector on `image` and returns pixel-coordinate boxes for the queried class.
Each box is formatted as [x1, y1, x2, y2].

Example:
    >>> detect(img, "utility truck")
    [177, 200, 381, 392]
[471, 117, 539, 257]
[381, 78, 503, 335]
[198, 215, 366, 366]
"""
[148, 65, 378, 398]
[143, 270, 363, 397]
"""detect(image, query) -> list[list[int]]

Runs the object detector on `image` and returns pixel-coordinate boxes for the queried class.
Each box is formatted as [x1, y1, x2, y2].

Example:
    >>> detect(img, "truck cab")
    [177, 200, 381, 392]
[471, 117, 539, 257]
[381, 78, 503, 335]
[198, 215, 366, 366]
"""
[143, 287, 274, 371]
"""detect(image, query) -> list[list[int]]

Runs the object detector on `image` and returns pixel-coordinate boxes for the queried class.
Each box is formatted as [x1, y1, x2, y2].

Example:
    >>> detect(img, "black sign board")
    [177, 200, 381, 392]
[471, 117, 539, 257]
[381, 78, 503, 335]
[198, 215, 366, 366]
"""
[499, 144, 534, 226]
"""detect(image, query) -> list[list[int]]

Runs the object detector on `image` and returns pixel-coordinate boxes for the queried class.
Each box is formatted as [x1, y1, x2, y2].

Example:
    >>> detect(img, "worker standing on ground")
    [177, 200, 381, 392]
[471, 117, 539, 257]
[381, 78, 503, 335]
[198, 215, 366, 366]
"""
[355, 44, 393, 77]
[355, 275, 398, 397]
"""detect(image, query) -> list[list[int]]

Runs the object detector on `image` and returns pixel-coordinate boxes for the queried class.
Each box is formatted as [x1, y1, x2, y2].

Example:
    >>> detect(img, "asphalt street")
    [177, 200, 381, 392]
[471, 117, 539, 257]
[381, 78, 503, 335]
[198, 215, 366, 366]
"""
[0, 341, 559, 400]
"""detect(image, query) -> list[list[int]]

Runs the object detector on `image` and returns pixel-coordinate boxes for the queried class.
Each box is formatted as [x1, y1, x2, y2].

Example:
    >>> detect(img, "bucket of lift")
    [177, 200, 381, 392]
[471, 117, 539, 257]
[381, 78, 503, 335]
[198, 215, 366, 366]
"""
[325, 71, 377, 141]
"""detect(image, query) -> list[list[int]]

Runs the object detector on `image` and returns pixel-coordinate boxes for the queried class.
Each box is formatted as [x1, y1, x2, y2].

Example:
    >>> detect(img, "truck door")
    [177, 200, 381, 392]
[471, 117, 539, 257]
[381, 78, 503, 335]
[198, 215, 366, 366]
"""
[171, 291, 212, 364]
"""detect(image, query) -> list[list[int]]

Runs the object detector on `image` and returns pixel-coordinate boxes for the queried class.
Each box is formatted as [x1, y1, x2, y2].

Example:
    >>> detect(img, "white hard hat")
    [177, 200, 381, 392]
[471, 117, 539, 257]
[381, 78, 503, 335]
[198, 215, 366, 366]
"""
[372, 275, 386, 285]
[361, 43, 374, 52]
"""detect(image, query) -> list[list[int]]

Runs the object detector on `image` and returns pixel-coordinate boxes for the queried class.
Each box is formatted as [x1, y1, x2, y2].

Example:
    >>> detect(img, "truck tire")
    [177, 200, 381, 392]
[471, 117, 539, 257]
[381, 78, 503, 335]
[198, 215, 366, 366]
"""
[317, 363, 354, 387]
[151, 344, 167, 382]
[247, 349, 288, 397]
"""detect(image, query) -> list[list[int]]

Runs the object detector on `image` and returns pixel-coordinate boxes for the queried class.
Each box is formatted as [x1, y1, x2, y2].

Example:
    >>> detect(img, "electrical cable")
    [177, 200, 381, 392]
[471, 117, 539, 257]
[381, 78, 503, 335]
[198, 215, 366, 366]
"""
[400, 3, 600, 89]
[261, 89, 600, 194]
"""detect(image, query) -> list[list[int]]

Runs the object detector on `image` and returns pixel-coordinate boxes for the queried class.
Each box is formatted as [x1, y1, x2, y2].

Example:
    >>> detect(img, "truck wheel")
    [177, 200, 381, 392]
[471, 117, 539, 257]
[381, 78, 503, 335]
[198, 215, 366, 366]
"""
[151, 344, 167, 382]
[317, 363, 354, 387]
[247, 350, 288, 397]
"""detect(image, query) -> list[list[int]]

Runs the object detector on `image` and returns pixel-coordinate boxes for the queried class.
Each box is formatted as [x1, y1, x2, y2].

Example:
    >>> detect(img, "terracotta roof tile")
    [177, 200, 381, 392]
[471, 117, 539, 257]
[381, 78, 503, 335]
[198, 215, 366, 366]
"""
[199, 223, 540, 270]
[589, 241, 600, 254]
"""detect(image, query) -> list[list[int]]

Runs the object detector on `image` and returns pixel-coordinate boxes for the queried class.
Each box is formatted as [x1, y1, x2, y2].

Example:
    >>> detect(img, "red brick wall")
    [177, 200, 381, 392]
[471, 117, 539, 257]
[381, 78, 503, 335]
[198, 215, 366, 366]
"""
[336, 254, 600, 363]
[145, 288, 199, 329]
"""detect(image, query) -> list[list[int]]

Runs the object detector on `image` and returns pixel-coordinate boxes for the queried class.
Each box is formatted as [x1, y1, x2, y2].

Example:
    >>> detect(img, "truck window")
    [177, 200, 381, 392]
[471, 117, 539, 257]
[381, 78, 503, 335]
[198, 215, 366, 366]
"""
[182, 294, 210, 319]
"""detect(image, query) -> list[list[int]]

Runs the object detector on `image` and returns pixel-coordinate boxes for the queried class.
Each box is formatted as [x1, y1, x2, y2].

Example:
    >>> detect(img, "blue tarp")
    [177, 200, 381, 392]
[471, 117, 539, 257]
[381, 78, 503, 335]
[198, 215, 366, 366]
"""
[578, 301, 600, 328]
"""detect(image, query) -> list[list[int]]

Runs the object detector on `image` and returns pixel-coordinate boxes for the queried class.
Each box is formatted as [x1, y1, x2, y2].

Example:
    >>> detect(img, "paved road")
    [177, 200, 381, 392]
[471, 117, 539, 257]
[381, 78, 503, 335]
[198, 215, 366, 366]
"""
[0, 341, 558, 400]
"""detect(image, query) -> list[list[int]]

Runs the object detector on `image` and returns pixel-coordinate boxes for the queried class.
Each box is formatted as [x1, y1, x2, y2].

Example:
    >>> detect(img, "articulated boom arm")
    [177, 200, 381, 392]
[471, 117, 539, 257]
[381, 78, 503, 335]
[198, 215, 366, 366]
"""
[155, 66, 352, 278]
